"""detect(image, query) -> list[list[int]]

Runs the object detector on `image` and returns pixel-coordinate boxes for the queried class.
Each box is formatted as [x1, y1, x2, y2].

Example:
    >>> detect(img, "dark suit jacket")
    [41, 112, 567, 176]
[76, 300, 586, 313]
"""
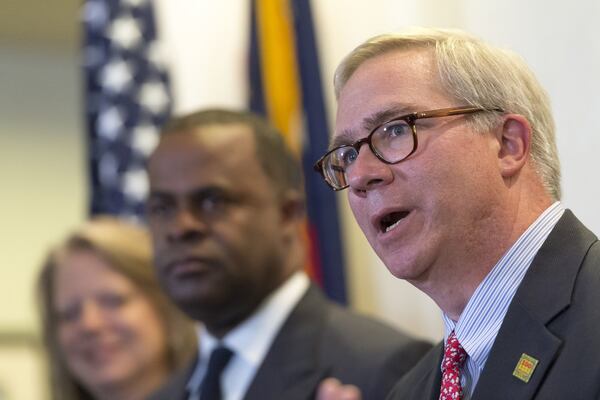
[388, 210, 600, 400]
[148, 284, 431, 400]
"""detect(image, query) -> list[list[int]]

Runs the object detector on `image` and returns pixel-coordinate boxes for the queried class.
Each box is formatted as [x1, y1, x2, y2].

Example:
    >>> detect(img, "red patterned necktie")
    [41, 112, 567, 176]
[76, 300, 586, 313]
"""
[439, 330, 467, 400]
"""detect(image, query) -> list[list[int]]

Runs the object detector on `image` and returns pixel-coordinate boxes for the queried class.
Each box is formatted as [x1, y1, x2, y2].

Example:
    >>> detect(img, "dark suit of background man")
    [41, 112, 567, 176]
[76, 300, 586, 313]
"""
[145, 109, 431, 400]
[314, 28, 600, 400]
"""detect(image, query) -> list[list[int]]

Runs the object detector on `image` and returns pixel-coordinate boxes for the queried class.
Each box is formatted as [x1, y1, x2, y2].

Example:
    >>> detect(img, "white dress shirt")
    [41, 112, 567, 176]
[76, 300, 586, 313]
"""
[186, 271, 310, 400]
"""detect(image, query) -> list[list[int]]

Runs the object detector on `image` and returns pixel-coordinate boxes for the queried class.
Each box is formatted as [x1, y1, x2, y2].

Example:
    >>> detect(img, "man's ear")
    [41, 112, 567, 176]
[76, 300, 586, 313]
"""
[279, 189, 306, 226]
[497, 114, 532, 178]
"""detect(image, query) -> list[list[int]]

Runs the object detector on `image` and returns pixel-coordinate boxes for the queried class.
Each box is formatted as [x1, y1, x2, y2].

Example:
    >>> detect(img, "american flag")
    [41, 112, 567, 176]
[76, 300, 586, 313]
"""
[83, 0, 171, 220]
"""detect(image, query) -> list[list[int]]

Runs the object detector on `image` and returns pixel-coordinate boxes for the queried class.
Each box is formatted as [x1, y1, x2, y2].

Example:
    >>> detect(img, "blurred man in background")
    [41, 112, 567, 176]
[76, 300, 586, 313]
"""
[146, 108, 431, 400]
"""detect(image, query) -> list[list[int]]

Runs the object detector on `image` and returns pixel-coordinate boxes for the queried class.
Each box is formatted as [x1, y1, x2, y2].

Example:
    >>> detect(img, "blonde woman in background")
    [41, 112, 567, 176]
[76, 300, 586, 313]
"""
[37, 217, 197, 400]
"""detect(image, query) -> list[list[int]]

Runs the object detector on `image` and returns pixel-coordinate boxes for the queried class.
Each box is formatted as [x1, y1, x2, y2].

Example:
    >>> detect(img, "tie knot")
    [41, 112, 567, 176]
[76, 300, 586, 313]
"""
[208, 346, 234, 372]
[443, 331, 467, 369]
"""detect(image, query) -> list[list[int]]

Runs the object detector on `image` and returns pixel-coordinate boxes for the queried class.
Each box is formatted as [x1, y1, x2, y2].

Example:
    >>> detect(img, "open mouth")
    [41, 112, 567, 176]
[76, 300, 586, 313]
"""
[379, 211, 410, 233]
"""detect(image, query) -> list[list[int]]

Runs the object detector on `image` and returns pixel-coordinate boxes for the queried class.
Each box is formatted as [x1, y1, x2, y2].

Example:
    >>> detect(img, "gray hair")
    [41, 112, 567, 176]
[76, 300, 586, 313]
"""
[334, 27, 560, 200]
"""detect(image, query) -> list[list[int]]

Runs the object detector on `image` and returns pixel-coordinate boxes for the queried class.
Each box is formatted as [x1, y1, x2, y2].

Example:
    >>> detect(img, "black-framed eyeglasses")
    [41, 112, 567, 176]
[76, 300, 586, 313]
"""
[313, 106, 504, 191]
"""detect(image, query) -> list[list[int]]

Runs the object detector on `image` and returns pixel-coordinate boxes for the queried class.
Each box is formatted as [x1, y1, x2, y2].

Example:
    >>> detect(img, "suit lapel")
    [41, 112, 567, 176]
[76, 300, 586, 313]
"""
[388, 343, 443, 400]
[149, 357, 196, 400]
[473, 211, 596, 400]
[420, 345, 444, 400]
[243, 285, 329, 400]
[471, 302, 561, 400]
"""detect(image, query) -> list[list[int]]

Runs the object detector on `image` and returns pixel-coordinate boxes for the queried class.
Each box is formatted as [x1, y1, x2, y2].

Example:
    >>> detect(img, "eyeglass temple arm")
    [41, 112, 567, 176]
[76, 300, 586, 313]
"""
[415, 107, 504, 120]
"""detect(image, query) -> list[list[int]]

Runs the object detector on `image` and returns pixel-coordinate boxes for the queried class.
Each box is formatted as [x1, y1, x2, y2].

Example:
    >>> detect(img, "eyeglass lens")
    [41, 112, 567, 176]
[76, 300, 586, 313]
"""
[323, 119, 414, 189]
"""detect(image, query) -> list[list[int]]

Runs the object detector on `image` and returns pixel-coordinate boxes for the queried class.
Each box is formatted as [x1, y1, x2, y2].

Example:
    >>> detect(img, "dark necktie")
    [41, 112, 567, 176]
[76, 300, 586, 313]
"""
[439, 331, 467, 400]
[199, 346, 234, 400]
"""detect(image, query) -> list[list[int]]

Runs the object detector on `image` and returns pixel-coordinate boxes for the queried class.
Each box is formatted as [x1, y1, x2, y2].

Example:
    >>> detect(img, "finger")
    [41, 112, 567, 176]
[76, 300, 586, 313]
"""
[316, 378, 342, 400]
[339, 385, 361, 400]
[316, 378, 362, 400]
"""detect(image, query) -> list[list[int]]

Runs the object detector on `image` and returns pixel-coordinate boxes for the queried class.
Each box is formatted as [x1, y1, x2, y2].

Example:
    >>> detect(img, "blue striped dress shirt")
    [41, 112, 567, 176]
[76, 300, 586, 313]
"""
[441, 202, 565, 399]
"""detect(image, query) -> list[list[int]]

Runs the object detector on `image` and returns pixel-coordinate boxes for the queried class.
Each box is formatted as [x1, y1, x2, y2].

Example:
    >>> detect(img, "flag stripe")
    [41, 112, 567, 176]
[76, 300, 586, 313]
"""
[248, 3, 267, 117]
[249, 0, 347, 303]
[291, 0, 347, 304]
[254, 0, 302, 155]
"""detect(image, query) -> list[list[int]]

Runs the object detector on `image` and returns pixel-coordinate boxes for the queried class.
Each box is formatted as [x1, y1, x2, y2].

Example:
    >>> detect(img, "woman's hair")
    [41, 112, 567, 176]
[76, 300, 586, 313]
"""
[37, 216, 197, 400]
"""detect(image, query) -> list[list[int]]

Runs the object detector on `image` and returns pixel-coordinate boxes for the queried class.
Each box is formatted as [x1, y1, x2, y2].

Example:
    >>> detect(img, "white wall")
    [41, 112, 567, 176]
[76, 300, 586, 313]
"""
[0, 47, 86, 333]
[0, 46, 83, 400]
[3, 0, 600, 346]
